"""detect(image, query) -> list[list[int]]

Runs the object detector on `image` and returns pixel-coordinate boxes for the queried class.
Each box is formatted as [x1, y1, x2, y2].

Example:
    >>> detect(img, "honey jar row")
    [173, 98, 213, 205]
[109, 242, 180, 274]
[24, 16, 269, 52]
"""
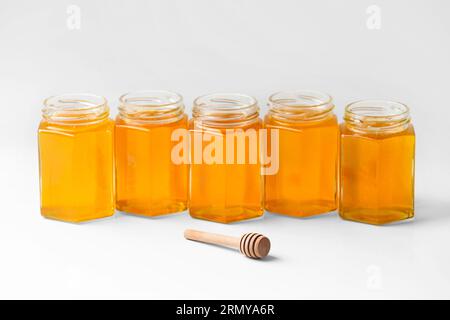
[38, 91, 415, 225]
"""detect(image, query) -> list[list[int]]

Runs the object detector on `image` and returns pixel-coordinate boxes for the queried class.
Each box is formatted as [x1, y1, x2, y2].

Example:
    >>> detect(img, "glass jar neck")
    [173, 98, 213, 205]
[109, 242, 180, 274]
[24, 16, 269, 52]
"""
[42, 94, 109, 125]
[192, 93, 259, 128]
[268, 90, 334, 122]
[344, 100, 411, 134]
[118, 90, 184, 124]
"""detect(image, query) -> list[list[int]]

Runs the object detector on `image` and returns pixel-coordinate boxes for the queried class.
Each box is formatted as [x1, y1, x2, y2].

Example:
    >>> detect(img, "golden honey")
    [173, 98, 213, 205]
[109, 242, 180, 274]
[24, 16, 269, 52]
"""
[264, 90, 339, 217]
[115, 91, 188, 216]
[38, 94, 114, 222]
[189, 93, 263, 223]
[340, 100, 415, 225]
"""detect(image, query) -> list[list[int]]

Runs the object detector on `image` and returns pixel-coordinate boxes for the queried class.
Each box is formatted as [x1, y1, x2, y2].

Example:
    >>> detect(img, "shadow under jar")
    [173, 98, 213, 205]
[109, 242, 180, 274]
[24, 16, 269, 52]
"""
[189, 93, 264, 223]
[38, 94, 115, 222]
[340, 100, 415, 225]
[115, 90, 188, 216]
[264, 90, 339, 217]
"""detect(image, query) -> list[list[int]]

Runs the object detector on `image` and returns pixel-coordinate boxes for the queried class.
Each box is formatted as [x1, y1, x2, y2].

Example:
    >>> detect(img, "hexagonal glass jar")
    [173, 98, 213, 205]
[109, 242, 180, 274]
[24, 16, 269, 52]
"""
[264, 90, 339, 217]
[339, 100, 415, 225]
[115, 90, 188, 216]
[38, 94, 114, 222]
[189, 93, 264, 223]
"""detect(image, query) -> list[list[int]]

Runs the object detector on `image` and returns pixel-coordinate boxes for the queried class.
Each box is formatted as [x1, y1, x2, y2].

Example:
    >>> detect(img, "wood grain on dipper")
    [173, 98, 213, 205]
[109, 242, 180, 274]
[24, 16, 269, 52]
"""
[184, 229, 271, 259]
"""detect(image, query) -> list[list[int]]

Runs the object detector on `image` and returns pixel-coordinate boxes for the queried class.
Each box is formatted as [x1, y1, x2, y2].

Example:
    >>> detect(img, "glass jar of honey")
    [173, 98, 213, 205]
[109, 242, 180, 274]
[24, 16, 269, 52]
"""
[340, 100, 415, 225]
[115, 90, 188, 216]
[189, 93, 264, 223]
[264, 90, 339, 217]
[38, 94, 114, 222]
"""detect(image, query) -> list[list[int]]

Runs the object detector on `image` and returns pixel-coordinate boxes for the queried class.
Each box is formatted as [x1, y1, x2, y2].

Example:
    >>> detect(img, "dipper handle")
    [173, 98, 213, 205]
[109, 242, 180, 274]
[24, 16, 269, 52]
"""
[184, 229, 240, 250]
[184, 229, 271, 259]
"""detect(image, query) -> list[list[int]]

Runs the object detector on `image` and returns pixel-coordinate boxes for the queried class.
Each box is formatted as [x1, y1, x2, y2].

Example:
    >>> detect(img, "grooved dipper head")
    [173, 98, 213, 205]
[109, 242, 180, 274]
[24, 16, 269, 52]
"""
[239, 233, 271, 259]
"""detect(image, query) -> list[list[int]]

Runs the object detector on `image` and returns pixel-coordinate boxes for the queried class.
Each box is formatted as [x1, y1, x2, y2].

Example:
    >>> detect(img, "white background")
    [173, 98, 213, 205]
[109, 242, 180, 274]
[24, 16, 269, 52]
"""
[1, 0, 449, 299]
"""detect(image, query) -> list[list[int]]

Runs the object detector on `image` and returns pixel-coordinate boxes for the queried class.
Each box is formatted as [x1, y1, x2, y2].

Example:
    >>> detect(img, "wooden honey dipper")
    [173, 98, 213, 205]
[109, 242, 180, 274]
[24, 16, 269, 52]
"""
[184, 229, 271, 259]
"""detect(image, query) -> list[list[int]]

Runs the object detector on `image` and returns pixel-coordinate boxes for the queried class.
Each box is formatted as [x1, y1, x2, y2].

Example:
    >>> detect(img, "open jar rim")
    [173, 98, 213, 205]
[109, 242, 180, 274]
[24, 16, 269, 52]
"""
[194, 93, 258, 111]
[119, 90, 183, 108]
[344, 99, 411, 133]
[118, 90, 185, 124]
[269, 90, 333, 108]
[268, 90, 334, 121]
[193, 93, 260, 127]
[42, 93, 109, 125]
[345, 99, 409, 119]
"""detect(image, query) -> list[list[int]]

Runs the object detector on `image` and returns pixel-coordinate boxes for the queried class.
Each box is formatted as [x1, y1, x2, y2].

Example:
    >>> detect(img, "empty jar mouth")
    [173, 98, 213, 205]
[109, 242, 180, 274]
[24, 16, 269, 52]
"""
[42, 93, 109, 125]
[193, 93, 259, 127]
[344, 100, 411, 133]
[268, 90, 334, 121]
[119, 90, 185, 123]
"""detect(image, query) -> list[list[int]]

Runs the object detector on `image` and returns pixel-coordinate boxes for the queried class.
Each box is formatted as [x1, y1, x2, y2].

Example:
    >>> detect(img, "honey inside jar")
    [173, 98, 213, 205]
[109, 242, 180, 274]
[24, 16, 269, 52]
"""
[189, 93, 263, 223]
[115, 91, 188, 216]
[38, 94, 114, 222]
[340, 100, 415, 225]
[264, 90, 339, 217]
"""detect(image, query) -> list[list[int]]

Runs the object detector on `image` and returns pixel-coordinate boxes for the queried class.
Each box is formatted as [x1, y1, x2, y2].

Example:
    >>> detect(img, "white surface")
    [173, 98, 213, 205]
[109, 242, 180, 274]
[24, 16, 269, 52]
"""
[1, 0, 450, 299]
